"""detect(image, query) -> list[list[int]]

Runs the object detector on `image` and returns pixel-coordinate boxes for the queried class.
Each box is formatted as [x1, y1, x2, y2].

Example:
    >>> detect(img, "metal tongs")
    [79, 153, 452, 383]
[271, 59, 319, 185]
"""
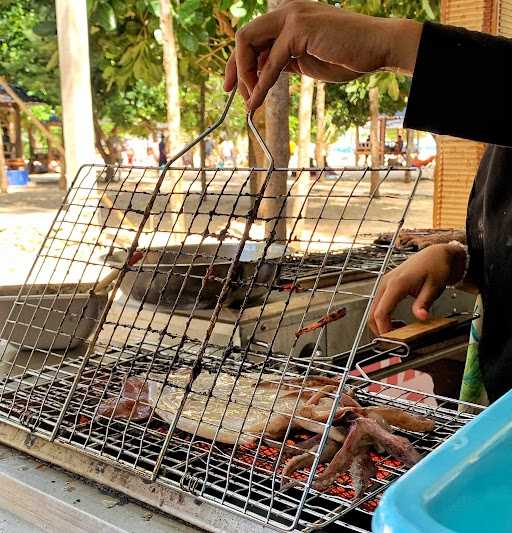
[91, 250, 144, 295]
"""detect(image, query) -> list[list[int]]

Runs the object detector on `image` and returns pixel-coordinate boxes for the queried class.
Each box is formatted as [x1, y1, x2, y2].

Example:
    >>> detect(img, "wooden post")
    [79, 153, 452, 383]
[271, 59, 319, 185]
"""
[14, 104, 22, 159]
[7, 110, 15, 159]
[405, 128, 415, 183]
[0, 134, 7, 193]
[369, 86, 380, 197]
[55, 0, 95, 188]
[199, 79, 206, 192]
[355, 126, 360, 166]
[28, 125, 35, 171]
[47, 132, 52, 167]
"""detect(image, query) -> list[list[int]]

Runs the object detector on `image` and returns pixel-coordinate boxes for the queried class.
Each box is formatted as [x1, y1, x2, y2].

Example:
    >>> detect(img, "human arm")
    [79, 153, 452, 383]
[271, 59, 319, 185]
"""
[226, 1, 512, 147]
[404, 22, 512, 146]
[224, 0, 422, 110]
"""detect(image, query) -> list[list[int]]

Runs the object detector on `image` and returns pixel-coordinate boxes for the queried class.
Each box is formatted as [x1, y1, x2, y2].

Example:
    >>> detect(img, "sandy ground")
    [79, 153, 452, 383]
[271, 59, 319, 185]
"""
[0, 181, 66, 286]
[0, 170, 434, 286]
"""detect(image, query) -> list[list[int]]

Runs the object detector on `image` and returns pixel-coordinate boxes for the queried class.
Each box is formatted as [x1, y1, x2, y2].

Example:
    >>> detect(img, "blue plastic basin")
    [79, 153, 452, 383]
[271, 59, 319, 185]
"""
[7, 169, 29, 186]
[372, 390, 512, 532]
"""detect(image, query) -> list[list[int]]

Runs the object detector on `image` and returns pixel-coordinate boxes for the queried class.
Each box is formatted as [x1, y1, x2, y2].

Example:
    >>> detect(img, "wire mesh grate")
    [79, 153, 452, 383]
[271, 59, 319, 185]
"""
[0, 339, 481, 531]
[0, 90, 481, 531]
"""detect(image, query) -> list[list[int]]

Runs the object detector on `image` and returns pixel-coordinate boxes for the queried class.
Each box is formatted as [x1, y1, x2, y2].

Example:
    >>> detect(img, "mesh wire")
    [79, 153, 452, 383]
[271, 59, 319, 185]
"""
[0, 107, 482, 531]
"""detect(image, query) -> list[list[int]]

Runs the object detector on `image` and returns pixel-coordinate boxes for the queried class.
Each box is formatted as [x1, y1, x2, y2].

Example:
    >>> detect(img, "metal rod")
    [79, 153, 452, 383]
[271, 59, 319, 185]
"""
[161, 87, 237, 170]
[150, 100, 276, 480]
[0, 89, 469, 533]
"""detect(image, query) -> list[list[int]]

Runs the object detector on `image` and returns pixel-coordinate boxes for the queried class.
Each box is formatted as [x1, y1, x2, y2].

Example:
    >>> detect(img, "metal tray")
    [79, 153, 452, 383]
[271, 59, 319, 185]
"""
[106, 242, 286, 309]
[0, 290, 107, 351]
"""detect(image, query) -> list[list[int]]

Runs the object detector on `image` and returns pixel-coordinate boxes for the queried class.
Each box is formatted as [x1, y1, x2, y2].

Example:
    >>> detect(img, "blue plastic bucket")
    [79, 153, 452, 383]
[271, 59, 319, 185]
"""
[7, 169, 29, 186]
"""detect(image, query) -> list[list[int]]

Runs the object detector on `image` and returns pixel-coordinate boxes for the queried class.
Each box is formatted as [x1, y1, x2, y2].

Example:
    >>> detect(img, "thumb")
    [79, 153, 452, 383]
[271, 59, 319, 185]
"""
[412, 281, 441, 321]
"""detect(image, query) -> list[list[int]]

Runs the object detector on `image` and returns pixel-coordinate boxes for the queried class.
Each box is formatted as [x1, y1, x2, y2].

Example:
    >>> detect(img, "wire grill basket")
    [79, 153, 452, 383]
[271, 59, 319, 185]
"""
[0, 90, 482, 531]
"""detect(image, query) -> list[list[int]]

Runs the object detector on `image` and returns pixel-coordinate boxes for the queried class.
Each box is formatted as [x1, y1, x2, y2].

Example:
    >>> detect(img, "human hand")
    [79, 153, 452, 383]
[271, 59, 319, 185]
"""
[224, 0, 422, 110]
[368, 244, 467, 335]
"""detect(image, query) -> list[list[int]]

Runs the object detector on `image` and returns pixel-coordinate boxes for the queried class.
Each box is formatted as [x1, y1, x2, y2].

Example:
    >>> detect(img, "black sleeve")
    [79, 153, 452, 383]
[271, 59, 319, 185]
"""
[404, 22, 512, 147]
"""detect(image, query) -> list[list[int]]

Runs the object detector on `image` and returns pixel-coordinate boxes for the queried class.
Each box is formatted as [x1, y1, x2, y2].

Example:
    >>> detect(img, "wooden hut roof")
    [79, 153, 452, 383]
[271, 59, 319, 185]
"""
[0, 85, 43, 106]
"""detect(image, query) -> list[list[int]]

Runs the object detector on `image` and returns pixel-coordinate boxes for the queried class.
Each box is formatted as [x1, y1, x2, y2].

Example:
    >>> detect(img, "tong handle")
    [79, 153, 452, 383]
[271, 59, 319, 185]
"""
[379, 317, 458, 343]
[162, 87, 237, 169]
[162, 86, 274, 170]
[247, 110, 274, 168]
[94, 251, 144, 294]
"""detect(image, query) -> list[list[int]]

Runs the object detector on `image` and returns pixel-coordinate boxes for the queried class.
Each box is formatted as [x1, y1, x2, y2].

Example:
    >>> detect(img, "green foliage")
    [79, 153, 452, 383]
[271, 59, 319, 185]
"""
[2, 0, 433, 154]
[219, 0, 265, 25]
[338, 0, 438, 21]
[98, 79, 166, 137]
[0, 0, 60, 105]
[0, 0, 261, 159]
[320, 0, 439, 136]
[88, 0, 164, 90]
[325, 81, 369, 131]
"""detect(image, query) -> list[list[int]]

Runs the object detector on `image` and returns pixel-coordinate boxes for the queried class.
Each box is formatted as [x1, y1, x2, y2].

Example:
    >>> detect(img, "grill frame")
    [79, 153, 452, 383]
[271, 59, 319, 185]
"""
[0, 89, 478, 532]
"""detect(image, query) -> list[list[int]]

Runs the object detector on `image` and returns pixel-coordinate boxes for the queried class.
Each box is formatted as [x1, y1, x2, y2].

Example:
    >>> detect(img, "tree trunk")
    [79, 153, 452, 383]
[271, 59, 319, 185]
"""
[380, 117, 386, 164]
[160, 0, 181, 158]
[55, 0, 95, 189]
[298, 76, 314, 168]
[93, 113, 119, 182]
[405, 128, 415, 183]
[248, 133, 257, 209]
[160, 0, 184, 242]
[0, 135, 7, 193]
[199, 79, 206, 192]
[264, 72, 289, 243]
[355, 125, 360, 167]
[293, 74, 315, 245]
[257, 0, 290, 243]
[315, 80, 326, 168]
[93, 112, 113, 164]
[248, 105, 266, 209]
[369, 86, 380, 197]
[59, 127, 66, 189]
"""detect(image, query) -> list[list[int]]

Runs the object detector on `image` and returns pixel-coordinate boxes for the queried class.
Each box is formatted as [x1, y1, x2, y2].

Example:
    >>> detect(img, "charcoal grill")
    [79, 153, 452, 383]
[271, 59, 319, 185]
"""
[0, 89, 484, 532]
[276, 246, 412, 290]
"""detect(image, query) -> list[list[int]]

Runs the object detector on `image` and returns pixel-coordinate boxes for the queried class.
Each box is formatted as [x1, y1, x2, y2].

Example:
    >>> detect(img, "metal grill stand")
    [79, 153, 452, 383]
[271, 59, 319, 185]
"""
[0, 90, 484, 532]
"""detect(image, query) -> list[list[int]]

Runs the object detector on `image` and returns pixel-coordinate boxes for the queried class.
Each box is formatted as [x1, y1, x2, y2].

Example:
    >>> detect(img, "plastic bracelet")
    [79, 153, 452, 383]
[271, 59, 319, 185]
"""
[447, 240, 470, 285]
